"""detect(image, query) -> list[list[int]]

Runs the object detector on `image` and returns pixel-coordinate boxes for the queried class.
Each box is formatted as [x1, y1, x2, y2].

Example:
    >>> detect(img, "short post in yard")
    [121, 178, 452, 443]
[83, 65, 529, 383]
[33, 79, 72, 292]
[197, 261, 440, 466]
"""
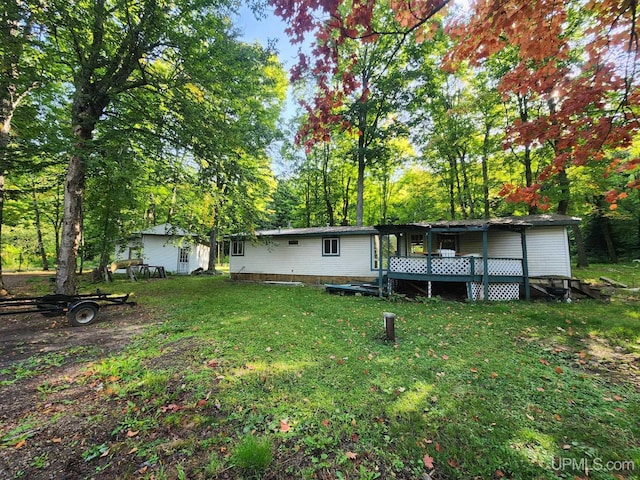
[383, 312, 396, 342]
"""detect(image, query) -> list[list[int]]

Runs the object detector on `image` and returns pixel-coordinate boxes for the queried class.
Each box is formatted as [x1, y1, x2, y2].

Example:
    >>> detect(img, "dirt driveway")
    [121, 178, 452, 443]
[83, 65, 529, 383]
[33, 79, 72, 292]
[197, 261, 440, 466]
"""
[0, 273, 155, 479]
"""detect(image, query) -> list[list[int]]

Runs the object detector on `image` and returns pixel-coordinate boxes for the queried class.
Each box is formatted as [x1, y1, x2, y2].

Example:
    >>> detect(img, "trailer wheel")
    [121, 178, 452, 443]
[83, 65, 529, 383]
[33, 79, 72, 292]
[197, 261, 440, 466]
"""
[67, 302, 99, 327]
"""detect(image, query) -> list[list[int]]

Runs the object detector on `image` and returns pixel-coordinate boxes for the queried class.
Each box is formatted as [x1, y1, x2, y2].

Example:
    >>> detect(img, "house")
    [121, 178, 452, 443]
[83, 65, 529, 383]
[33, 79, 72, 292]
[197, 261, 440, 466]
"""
[114, 223, 210, 274]
[229, 226, 379, 284]
[229, 214, 581, 300]
[375, 214, 581, 301]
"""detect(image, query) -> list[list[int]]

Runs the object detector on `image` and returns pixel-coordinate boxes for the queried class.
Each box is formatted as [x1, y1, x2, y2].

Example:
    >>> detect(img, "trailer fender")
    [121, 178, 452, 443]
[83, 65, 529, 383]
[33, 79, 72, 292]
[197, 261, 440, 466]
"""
[66, 301, 100, 327]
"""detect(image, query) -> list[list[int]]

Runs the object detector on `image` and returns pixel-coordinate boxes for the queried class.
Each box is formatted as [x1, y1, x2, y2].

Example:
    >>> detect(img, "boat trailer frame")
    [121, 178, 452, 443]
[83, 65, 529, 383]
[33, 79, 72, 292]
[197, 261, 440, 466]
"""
[0, 291, 135, 327]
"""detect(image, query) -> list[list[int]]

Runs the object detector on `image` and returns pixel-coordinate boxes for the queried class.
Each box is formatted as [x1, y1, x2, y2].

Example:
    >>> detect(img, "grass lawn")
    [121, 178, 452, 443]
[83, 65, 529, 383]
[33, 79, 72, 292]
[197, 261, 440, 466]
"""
[1, 271, 639, 479]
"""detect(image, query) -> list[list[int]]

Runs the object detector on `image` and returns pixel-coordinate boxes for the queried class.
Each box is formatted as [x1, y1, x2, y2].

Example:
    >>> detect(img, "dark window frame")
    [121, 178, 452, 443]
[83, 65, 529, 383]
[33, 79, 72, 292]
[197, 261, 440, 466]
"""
[231, 240, 244, 256]
[322, 237, 340, 256]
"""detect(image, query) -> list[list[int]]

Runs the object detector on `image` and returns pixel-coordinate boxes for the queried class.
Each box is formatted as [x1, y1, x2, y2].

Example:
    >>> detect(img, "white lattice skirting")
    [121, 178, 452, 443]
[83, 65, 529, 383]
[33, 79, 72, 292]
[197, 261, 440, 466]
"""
[469, 282, 520, 301]
[389, 257, 523, 276]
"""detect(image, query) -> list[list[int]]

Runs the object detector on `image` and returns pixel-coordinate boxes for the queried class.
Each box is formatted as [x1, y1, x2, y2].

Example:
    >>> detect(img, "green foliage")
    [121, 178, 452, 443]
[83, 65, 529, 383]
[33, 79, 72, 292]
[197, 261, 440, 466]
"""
[232, 435, 274, 476]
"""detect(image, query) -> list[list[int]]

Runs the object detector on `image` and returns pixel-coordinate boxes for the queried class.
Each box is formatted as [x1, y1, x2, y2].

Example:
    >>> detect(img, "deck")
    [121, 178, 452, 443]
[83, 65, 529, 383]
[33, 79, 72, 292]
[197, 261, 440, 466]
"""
[385, 255, 526, 300]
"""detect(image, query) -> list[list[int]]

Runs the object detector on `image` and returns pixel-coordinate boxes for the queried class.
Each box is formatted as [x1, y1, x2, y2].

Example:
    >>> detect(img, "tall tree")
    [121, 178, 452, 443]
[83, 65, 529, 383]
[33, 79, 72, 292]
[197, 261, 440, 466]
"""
[0, 0, 42, 290]
[274, 0, 640, 211]
[43, 0, 236, 294]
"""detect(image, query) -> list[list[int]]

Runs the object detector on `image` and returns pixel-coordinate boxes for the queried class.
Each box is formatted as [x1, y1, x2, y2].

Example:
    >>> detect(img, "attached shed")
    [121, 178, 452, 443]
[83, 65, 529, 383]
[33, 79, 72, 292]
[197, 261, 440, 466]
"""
[114, 223, 210, 274]
[229, 226, 379, 284]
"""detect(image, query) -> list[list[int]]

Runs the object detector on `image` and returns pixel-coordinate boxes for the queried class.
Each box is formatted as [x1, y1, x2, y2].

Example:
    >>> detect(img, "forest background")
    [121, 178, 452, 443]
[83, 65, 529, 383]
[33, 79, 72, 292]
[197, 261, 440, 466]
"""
[1, 0, 639, 290]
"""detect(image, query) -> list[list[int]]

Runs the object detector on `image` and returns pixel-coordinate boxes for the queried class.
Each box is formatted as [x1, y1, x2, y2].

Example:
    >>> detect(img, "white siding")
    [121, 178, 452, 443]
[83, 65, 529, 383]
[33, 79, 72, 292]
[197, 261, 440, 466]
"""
[114, 235, 209, 274]
[459, 227, 571, 277]
[525, 227, 572, 277]
[460, 230, 523, 258]
[229, 235, 374, 277]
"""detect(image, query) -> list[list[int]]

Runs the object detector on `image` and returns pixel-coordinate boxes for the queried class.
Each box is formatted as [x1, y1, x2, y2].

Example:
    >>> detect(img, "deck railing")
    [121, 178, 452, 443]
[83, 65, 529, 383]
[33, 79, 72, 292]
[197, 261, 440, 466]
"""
[388, 256, 523, 277]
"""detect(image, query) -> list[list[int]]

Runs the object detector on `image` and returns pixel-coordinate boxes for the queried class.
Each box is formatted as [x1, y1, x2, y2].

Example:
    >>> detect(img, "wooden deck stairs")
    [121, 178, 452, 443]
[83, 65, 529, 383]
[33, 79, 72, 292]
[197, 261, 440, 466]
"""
[529, 277, 610, 301]
[569, 278, 610, 300]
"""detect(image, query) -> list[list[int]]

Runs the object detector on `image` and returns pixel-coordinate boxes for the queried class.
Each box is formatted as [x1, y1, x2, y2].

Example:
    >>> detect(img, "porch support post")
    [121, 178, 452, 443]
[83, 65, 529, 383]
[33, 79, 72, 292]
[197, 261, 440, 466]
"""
[482, 229, 489, 300]
[521, 228, 530, 300]
[427, 229, 432, 275]
[378, 234, 385, 297]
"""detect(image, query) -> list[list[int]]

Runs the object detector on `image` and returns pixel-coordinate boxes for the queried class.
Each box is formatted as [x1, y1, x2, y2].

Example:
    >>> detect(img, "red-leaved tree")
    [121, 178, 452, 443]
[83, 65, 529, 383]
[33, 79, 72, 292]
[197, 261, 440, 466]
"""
[272, 0, 640, 210]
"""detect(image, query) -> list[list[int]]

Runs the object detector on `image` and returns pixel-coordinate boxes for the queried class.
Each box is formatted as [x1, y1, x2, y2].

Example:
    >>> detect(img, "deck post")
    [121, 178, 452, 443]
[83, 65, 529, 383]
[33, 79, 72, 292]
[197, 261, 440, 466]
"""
[378, 234, 384, 297]
[482, 229, 489, 300]
[521, 229, 530, 300]
[427, 230, 432, 275]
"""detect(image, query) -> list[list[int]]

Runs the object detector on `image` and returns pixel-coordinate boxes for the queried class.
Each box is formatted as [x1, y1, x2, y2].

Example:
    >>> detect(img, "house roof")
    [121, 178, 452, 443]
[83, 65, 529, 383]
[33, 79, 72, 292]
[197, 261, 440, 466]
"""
[254, 226, 379, 238]
[238, 215, 580, 239]
[376, 214, 581, 232]
[139, 223, 197, 237]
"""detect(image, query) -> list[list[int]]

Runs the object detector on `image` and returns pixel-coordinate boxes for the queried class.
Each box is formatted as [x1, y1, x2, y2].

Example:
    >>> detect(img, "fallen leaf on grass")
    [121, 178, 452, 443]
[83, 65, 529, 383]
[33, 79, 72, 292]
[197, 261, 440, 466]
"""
[15, 440, 26, 449]
[126, 430, 139, 438]
[539, 358, 550, 366]
[280, 419, 290, 433]
[346, 451, 357, 460]
[52, 438, 62, 443]
[554, 367, 564, 374]
[160, 404, 184, 413]
[128, 447, 138, 455]
[423, 454, 434, 469]
[442, 355, 449, 360]
[470, 368, 478, 373]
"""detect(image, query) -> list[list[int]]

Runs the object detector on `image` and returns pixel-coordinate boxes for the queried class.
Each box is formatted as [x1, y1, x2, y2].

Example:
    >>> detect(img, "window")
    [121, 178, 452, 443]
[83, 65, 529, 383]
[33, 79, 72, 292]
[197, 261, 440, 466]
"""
[410, 233, 425, 255]
[288, 240, 299, 245]
[231, 240, 244, 256]
[372, 234, 397, 270]
[178, 247, 190, 263]
[322, 237, 339, 256]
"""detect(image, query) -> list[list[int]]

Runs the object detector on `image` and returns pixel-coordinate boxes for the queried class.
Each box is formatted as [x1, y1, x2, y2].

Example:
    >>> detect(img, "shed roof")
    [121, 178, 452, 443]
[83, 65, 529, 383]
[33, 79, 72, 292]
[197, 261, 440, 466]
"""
[138, 223, 197, 237]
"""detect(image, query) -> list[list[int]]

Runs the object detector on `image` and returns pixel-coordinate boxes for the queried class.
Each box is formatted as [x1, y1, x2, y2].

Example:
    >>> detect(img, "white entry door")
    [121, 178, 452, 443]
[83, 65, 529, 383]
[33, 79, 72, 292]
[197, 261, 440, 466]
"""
[177, 247, 190, 274]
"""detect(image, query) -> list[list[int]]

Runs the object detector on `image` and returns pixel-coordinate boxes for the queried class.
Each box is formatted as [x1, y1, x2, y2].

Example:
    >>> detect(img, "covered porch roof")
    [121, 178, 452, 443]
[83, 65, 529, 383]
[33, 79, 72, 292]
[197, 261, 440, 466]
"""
[375, 214, 581, 234]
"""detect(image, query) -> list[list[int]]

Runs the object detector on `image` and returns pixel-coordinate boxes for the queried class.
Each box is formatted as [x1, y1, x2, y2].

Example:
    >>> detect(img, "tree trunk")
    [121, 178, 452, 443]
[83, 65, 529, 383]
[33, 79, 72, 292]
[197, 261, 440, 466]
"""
[56, 150, 87, 294]
[341, 175, 351, 226]
[1, 98, 13, 292]
[31, 175, 49, 271]
[459, 151, 473, 218]
[207, 226, 217, 272]
[0, 172, 5, 292]
[556, 173, 570, 214]
[481, 122, 491, 218]
[355, 143, 366, 227]
[601, 217, 617, 263]
[321, 143, 334, 226]
[572, 224, 588, 268]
